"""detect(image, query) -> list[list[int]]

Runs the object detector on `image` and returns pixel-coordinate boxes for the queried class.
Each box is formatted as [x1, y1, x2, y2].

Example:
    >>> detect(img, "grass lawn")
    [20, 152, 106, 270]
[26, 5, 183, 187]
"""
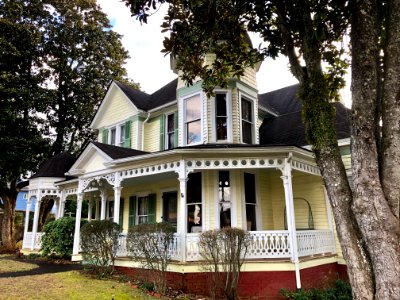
[0, 255, 156, 300]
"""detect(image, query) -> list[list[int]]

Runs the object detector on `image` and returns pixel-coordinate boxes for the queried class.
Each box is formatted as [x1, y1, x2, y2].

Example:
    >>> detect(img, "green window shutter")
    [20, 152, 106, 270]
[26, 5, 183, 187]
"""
[173, 112, 178, 148]
[128, 196, 136, 228]
[123, 120, 131, 148]
[102, 128, 108, 144]
[148, 193, 157, 223]
[119, 197, 124, 226]
[159, 114, 165, 150]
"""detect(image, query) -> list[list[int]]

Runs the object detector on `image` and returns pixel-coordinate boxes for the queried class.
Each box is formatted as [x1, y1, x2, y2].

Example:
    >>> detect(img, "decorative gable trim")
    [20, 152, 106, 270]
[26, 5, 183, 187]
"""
[90, 81, 139, 129]
[67, 143, 112, 176]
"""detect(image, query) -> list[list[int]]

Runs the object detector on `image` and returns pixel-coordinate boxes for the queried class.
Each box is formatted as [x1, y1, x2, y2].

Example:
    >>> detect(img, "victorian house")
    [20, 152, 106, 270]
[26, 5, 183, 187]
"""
[22, 55, 350, 298]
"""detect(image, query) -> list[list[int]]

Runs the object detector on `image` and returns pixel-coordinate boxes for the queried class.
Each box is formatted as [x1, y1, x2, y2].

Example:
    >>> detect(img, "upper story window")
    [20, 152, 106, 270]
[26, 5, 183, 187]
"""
[185, 94, 202, 145]
[166, 113, 175, 149]
[102, 120, 131, 148]
[241, 96, 254, 144]
[216, 93, 228, 141]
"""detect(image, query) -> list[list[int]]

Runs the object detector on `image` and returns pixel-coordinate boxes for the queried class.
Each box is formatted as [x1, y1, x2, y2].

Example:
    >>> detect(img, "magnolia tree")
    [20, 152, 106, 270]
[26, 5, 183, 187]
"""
[123, 1, 399, 299]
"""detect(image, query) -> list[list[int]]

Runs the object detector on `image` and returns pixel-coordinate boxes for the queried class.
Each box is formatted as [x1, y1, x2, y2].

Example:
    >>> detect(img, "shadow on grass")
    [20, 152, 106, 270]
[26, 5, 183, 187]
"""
[0, 255, 83, 278]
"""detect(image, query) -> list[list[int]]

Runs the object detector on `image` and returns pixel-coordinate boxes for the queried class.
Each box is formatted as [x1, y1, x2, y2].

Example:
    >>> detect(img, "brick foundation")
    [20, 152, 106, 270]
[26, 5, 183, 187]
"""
[116, 263, 346, 299]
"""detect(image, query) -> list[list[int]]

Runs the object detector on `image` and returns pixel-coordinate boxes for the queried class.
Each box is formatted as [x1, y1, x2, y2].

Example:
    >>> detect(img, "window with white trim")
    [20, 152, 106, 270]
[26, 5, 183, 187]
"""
[166, 113, 175, 149]
[244, 172, 257, 231]
[219, 171, 231, 228]
[215, 93, 228, 141]
[241, 97, 254, 144]
[137, 196, 149, 224]
[187, 172, 202, 233]
[184, 94, 201, 145]
[107, 123, 125, 146]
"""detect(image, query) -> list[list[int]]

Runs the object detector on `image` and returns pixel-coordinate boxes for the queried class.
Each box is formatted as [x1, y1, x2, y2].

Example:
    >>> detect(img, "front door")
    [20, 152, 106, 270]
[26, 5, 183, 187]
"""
[162, 191, 177, 230]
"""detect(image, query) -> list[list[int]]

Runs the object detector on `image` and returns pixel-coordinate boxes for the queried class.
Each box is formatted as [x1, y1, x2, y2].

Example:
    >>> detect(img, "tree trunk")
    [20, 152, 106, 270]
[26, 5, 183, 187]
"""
[0, 187, 17, 252]
[38, 198, 55, 231]
[351, 1, 400, 299]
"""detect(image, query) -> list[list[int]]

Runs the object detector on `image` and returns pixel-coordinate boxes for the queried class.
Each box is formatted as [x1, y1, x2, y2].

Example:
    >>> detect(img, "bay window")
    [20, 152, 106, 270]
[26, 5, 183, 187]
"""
[216, 93, 228, 141]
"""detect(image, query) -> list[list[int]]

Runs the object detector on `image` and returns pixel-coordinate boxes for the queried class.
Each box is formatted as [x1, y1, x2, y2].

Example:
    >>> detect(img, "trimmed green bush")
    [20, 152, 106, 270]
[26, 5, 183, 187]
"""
[281, 280, 352, 300]
[80, 220, 121, 276]
[41, 217, 75, 258]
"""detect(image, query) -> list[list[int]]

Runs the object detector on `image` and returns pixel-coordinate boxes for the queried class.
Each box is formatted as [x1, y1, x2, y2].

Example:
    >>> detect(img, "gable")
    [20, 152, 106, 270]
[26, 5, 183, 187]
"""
[68, 144, 112, 175]
[91, 83, 139, 130]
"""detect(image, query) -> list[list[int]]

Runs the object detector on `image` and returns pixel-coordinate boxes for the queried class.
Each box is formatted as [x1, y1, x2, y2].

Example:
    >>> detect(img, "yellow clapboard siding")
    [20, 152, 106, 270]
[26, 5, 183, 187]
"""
[95, 87, 137, 129]
[143, 118, 160, 152]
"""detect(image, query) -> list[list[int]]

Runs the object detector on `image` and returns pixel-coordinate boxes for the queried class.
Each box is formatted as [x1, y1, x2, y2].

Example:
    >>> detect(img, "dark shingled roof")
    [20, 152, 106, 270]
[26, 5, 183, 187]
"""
[259, 85, 350, 147]
[92, 142, 149, 159]
[30, 153, 76, 179]
[114, 78, 178, 111]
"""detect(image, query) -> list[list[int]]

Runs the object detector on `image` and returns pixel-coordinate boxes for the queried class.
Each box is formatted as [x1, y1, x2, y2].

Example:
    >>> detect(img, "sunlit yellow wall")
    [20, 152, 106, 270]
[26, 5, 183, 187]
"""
[143, 117, 160, 152]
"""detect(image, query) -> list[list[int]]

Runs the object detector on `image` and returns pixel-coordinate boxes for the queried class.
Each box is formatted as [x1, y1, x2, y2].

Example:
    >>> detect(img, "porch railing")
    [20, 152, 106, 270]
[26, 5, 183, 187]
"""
[296, 230, 336, 257]
[22, 232, 44, 250]
[114, 230, 335, 261]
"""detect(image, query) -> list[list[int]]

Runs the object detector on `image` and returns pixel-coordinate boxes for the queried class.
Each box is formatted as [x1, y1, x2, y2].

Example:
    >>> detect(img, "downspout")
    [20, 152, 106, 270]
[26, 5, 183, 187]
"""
[141, 112, 151, 151]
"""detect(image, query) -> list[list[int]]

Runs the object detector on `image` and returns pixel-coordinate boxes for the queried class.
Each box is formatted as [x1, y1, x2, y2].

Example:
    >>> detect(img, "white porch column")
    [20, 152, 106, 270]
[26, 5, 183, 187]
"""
[178, 161, 188, 263]
[95, 197, 100, 220]
[59, 190, 66, 218]
[113, 186, 122, 224]
[87, 194, 93, 222]
[281, 157, 301, 289]
[72, 193, 83, 255]
[31, 197, 42, 250]
[100, 189, 107, 220]
[23, 198, 32, 237]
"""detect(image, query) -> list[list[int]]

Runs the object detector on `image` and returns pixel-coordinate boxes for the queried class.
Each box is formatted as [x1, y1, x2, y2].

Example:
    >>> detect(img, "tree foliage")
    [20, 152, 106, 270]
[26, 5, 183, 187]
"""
[41, 217, 76, 258]
[124, 0, 399, 299]
[0, 0, 133, 251]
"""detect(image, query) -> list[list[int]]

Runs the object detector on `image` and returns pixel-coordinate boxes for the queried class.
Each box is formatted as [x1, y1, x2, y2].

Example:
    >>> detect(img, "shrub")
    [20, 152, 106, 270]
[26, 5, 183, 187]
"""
[41, 217, 75, 258]
[126, 222, 175, 294]
[80, 220, 121, 276]
[280, 280, 352, 300]
[199, 227, 251, 300]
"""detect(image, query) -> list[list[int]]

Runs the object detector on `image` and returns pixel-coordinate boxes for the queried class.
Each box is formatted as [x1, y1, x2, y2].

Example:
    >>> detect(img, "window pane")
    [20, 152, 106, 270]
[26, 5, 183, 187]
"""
[167, 114, 174, 132]
[244, 173, 256, 204]
[219, 171, 231, 228]
[217, 117, 227, 140]
[168, 132, 175, 149]
[246, 204, 256, 231]
[138, 216, 148, 224]
[188, 204, 202, 233]
[216, 94, 227, 116]
[110, 128, 116, 145]
[186, 95, 201, 122]
[187, 172, 202, 204]
[241, 98, 252, 122]
[120, 125, 125, 143]
[242, 121, 252, 144]
[138, 197, 148, 215]
[187, 120, 201, 144]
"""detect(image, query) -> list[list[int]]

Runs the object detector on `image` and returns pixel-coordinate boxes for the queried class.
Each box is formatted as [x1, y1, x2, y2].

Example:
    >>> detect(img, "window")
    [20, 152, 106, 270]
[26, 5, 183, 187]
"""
[110, 128, 116, 145]
[241, 97, 253, 144]
[137, 196, 149, 224]
[119, 124, 125, 147]
[185, 94, 201, 145]
[244, 173, 257, 231]
[187, 172, 202, 233]
[162, 191, 177, 230]
[102, 121, 131, 148]
[216, 93, 228, 141]
[128, 194, 156, 227]
[219, 171, 231, 228]
[167, 113, 175, 149]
